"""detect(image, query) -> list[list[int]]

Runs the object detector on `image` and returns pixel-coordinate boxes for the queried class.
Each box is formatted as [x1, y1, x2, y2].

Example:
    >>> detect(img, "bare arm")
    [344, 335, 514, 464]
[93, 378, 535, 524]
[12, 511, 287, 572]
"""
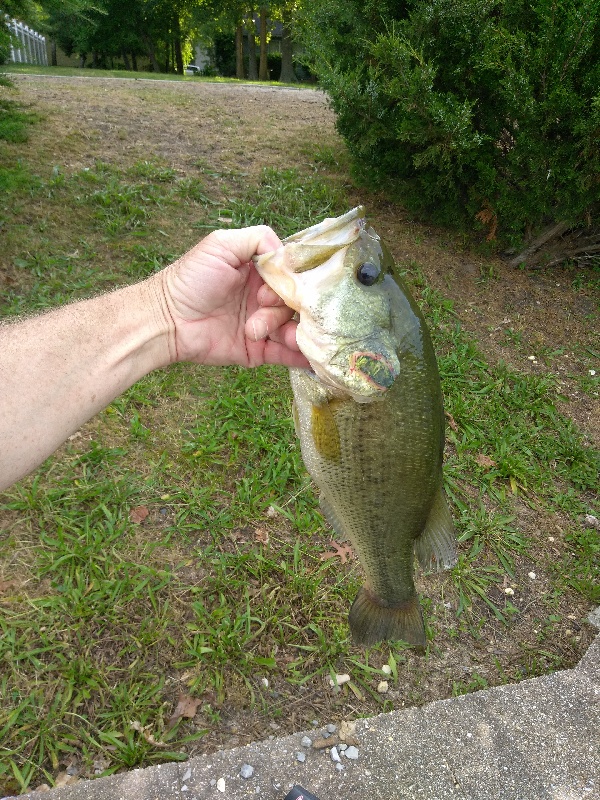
[0, 226, 307, 491]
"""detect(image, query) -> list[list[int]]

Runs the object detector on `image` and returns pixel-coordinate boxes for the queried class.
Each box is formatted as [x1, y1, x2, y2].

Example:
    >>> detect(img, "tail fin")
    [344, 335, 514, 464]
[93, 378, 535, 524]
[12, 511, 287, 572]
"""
[348, 588, 426, 648]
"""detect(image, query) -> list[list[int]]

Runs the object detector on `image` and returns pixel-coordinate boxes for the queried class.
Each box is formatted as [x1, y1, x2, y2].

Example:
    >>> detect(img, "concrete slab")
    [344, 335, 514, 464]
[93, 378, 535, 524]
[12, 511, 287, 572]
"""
[14, 635, 599, 800]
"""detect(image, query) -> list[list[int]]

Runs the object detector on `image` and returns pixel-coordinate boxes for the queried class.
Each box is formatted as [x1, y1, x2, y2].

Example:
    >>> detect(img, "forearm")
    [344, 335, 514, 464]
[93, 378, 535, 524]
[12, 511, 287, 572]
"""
[0, 275, 174, 491]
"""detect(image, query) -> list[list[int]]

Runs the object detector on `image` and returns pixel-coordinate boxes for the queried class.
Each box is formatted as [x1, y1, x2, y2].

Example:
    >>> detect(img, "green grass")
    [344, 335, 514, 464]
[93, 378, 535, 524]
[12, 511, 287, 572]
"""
[2, 63, 316, 90]
[0, 93, 598, 793]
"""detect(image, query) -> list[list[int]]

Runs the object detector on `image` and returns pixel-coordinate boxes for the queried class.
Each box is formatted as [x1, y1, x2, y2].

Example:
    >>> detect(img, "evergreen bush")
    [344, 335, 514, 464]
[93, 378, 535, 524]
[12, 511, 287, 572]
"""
[298, 0, 600, 252]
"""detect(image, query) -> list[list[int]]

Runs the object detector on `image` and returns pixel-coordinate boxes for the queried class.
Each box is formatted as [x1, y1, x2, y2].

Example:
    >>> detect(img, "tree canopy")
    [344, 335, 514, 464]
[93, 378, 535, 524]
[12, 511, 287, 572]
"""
[297, 0, 600, 257]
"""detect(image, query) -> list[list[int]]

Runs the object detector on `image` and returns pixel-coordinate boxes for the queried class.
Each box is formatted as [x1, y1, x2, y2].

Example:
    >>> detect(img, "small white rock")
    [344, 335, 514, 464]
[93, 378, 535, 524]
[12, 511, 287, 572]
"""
[301, 736, 313, 748]
[344, 746, 359, 760]
[182, 768, 192, 782]
[216, 778, 225, 793]
[181, 786, 188, 792]
[335, 762, 345, 772]
[377, 681, 389, 694]
[240, 764, 254, 779]
[528, 571, 536, 579]
[381, 664, 392, 675]
[584, 514, 600, 529]
[266, 505, 278, 518]
[261, 677, 269, 689]
[329, 673, 351, 687]
[331, 747, 341, 763]
[590, 370, 596, 376]
[326, 723, 337, 734]
[339, 743, 347, 751]
[296, 752, 306, 763]
[504, 587, 515, 596]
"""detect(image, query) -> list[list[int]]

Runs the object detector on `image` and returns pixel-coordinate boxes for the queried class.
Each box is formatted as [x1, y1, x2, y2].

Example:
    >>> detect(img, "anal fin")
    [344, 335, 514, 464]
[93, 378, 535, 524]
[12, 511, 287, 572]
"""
[415, 486, 457, 572]
[348, 588, 426, 648]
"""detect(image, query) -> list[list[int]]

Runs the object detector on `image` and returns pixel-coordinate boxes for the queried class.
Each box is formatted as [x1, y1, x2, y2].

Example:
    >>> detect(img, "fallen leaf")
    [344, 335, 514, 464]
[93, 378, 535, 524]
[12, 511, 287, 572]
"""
[445, 411, 459, 432]
[320, 541, 355, 564]
[0, 579, 18, 593]
[129, 506, 149, 524]
[130, 720, 171, 747]
[475, 454, 497, 468]
[167, 693, 202, 729]
[54, 772, 79, 788]
[254, 527, 269, 545]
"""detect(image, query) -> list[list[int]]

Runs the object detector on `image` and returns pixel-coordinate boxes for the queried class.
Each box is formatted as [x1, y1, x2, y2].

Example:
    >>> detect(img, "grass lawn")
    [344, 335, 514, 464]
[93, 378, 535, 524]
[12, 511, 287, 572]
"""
[0, 71, 598, 794]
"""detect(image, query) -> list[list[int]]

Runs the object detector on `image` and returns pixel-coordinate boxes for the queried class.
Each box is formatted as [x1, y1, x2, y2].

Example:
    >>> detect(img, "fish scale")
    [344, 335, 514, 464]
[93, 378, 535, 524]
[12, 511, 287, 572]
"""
[255, 207, 457, 646]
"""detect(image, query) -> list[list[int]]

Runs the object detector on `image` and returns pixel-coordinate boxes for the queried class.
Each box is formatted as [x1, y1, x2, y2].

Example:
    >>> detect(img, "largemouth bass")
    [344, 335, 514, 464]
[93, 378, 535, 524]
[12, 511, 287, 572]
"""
[254, 207, 456, 647]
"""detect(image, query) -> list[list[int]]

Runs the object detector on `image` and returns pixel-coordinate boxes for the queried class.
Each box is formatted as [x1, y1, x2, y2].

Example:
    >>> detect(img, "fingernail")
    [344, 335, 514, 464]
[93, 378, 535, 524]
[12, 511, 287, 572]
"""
[251, 319, 268, 341]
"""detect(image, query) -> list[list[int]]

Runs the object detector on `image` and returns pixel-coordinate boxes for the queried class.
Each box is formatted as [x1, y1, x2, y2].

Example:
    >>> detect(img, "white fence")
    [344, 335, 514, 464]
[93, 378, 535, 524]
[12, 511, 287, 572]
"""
[5, 17, 48, 65]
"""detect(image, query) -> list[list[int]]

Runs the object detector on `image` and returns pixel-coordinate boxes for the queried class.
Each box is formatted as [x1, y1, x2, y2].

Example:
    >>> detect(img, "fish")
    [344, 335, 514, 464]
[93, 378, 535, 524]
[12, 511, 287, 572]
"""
[254, 207, 457, 647]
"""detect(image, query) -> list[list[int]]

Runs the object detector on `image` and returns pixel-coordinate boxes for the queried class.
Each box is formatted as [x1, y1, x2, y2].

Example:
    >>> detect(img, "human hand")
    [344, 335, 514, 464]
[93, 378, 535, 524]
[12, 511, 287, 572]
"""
[159, 226, 309, 368]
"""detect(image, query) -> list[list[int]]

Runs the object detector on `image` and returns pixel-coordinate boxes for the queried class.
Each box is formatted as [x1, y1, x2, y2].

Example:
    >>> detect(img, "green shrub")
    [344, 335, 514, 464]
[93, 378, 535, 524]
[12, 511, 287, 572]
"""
[298, 0, 600, 247]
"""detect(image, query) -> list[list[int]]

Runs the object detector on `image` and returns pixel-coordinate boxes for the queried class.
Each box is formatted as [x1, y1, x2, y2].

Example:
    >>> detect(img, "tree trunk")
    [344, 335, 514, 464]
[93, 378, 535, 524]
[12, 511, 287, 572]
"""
[51, 40, 57, 67]
[235, 24, 245, 79]
[278, 22, 296, 83]
[131, 52, 138, 71]
[173, 16, 184, 75]
[141, 32, 160, 72]
[246, 14, 258, 80]
[121, 49, 131, 71]
[258, 6, 269, 80]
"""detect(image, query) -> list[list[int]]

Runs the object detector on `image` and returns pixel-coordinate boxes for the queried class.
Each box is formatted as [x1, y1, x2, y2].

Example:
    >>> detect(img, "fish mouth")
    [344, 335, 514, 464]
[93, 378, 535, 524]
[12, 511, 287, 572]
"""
[350, 352, 398, 390]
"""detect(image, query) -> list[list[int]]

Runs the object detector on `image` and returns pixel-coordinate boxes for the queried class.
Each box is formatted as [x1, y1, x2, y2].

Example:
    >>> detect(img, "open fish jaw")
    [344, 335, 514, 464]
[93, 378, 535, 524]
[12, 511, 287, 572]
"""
[254, 206, 401, 401]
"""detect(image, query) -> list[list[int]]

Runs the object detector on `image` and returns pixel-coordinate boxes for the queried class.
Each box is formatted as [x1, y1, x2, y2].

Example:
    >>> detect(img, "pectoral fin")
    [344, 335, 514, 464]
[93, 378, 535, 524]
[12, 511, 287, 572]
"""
[415, 487, 457, 572]
[311, 402, 341, 462]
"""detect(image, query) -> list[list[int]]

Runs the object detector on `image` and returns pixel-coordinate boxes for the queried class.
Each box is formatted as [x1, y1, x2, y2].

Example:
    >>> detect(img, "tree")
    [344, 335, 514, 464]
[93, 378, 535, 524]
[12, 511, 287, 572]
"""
[297, 0, 600, 261]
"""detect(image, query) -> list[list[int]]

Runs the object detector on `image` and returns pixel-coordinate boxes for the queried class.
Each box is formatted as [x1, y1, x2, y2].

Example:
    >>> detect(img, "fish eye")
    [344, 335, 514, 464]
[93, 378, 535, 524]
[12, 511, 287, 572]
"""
[356, 262, 380, 286]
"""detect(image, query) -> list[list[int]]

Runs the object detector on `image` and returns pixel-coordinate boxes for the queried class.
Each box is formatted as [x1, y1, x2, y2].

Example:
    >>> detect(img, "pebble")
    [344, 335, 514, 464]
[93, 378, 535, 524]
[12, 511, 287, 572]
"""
[381, 664, 392, 675]
[584, 514, 600, 529]
[330, 746, 341, 762]
[240, 764, 254, 779]
[296, 751, 306, 763]
[216, 778, 225, 793]
[326, 723, 337, 734]
[329, 673, 351, 687]
[528, 571, 536, 579]
[504, 587, 515, 596]
[344, 746, 359, 760]
[182, 768, 192, 782]
[301, 736, 313, 748]
[377, 681, 389, 694]
[336, 762, 345, 772]
[338, 743, 347, 751]
[261, 678, 269, 689]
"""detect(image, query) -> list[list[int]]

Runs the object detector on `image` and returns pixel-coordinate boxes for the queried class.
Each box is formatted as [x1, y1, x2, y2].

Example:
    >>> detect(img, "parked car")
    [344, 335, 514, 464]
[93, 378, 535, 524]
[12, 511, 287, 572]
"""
[185, 65, 201, 75]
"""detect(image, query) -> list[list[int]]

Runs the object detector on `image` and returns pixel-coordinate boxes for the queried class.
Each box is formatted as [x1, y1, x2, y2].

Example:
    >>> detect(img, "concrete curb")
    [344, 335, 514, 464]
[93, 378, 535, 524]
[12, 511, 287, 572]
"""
[13, 634, 599, 800]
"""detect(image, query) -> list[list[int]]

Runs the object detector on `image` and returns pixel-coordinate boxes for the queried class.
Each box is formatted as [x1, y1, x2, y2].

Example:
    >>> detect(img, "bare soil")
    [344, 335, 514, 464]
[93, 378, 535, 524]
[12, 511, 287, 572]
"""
[5, 75, 600, 766]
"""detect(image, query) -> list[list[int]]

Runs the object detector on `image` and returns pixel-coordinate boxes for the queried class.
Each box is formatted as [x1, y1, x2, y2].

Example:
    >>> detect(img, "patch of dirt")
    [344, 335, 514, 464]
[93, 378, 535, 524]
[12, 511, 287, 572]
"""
[4, 75, 599, 779]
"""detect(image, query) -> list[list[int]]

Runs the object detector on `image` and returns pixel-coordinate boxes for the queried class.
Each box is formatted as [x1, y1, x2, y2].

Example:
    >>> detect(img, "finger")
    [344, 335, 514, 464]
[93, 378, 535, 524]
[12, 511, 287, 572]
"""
[209, 226, 282, 267]
[245, 304, 297, 342]
[261, 340, 311, 369]
[265, 320, 305, 353]
[257, 283, 286, 308]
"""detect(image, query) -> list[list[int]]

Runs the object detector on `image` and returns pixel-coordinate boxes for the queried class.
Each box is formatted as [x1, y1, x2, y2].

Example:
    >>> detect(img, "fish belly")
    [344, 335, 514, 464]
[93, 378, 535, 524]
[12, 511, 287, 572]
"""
[290, 363, 444, 646]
